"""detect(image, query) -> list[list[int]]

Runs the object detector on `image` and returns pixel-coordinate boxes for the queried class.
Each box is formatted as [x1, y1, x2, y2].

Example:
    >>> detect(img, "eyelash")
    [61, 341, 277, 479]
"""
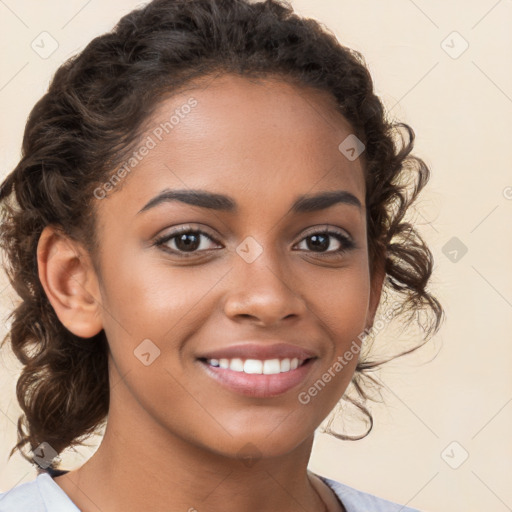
[153, 225, 356, 258]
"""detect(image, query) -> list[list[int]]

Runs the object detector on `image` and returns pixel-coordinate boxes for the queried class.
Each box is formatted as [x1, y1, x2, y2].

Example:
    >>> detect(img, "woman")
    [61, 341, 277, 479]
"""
[0, 0, 443, 510]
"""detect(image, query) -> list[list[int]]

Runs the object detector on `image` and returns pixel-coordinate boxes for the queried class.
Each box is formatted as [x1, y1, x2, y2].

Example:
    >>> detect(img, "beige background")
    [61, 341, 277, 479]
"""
[1, 1, 511, 511]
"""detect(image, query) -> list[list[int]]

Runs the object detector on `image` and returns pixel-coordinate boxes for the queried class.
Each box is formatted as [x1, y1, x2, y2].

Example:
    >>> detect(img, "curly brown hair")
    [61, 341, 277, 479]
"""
[0, 0, 443, 470]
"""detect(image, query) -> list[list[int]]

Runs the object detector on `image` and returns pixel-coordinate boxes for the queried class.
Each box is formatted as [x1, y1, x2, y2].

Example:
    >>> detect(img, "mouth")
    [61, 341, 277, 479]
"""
[196, 355, 317, 398]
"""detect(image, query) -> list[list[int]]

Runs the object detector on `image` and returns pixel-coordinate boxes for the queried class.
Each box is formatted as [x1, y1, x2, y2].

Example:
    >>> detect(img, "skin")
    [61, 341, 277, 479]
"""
[37, 73, 385, 512]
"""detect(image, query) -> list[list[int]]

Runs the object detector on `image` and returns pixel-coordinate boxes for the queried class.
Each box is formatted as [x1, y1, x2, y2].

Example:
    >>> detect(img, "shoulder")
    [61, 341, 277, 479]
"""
[0, 473, 46, 512]
[0, 472, 79, 512]
[318, 475, 423, 512]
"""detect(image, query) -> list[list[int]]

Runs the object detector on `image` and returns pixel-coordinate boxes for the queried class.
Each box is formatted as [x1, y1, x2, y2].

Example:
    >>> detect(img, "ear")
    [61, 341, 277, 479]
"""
[366, 255, 386, 331]
[37, 225, 103, 338]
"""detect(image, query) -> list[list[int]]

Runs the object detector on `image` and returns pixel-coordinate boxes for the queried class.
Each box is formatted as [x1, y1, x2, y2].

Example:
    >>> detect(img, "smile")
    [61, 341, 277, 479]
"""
[205, 357, 307, 374]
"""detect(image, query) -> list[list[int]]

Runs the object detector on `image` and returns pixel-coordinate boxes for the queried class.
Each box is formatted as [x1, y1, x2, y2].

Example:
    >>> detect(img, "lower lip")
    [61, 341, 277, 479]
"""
[198, 359, 316, 398]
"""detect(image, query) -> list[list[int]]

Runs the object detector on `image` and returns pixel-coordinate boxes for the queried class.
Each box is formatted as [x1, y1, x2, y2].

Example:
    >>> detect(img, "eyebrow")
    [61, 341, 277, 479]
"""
[137, 188, 363, 215]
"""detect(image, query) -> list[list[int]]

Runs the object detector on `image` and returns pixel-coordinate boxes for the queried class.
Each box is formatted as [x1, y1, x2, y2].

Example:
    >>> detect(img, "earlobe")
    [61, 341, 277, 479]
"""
[36, 225, 103, 338]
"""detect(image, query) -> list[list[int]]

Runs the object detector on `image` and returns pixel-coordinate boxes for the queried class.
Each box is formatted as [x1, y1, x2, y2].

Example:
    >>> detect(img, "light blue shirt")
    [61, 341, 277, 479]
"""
[0, 471, 421, 511]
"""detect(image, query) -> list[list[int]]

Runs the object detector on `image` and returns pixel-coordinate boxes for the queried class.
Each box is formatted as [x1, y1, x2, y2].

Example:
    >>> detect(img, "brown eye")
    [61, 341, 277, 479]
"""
[295, 229, 355, 255]
[154, 228, 222, 256]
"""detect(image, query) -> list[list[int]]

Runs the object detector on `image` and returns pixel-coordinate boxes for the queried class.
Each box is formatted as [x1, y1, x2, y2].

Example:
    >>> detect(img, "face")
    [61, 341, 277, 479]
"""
[88, 73, 382, 460]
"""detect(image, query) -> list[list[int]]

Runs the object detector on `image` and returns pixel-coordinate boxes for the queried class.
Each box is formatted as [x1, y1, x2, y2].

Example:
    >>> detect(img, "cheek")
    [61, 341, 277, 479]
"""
[100, 246, 223, 344]
[306, 262, 371, 351]
[97, 251, 231, 443]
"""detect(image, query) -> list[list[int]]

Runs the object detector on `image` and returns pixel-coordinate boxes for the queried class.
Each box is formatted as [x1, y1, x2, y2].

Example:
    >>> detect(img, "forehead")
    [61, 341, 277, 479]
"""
[99, 73, 366, 217]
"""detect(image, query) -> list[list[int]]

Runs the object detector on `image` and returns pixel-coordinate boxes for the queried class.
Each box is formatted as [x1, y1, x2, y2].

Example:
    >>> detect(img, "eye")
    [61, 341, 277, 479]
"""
[153, 225, 356, 258]
[153, 226, 222, 257]
[294, 228, 355, 255]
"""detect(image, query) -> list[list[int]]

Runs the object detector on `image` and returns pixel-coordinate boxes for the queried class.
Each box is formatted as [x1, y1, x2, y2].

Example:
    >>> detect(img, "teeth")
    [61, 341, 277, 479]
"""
[262, 359, 280, 374]
[244, 359, 263, 374]
[230, 358, 244, 372]
[206, 357, 306, 374]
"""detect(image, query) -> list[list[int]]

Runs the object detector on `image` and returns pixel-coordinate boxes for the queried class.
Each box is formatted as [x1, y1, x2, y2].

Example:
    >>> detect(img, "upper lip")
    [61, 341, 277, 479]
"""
[197, 342, 318, 361]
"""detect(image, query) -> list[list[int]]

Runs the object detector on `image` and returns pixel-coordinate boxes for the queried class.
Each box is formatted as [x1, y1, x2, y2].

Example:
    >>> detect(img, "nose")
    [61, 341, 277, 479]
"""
[222, 247, 308, 327]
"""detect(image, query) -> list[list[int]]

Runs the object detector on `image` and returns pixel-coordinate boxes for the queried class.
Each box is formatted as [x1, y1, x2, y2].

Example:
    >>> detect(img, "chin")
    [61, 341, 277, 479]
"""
[200, 427, 315, 464]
